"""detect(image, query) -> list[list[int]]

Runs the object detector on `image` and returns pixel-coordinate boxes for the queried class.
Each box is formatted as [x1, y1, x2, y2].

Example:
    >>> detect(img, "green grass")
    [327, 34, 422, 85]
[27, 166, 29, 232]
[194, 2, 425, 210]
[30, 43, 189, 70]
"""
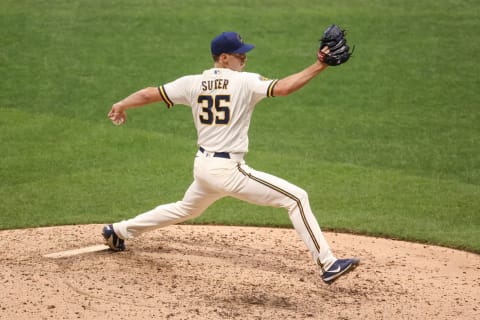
[1, 0, 479, 253]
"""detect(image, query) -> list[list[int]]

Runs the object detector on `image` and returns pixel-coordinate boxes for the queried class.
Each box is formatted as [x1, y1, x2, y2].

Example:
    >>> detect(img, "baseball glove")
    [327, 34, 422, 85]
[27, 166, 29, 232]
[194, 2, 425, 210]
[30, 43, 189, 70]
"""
[317, 24, 353, 66]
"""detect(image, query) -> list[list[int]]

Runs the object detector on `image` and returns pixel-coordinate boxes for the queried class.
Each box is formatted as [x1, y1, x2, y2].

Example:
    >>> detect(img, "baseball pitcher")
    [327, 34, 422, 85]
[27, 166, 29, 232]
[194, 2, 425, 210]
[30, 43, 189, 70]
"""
[104, 27, 358, 284]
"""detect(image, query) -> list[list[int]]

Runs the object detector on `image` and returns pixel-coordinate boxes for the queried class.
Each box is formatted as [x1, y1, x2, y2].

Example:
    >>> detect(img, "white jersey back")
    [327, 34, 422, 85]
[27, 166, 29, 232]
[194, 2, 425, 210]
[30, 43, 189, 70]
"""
[158, 68, 277, 153]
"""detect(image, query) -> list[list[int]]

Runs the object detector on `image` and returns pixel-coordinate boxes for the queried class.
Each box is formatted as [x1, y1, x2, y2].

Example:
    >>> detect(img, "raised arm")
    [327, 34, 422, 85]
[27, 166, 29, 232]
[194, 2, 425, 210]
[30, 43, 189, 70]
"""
[272, 59, 328, 97]
[108, 87, 163, 125]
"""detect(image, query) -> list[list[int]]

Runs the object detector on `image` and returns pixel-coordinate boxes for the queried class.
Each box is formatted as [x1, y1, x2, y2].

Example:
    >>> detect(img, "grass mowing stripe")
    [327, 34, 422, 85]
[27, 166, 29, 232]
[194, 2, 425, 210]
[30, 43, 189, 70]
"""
[0, 107, 195, 187]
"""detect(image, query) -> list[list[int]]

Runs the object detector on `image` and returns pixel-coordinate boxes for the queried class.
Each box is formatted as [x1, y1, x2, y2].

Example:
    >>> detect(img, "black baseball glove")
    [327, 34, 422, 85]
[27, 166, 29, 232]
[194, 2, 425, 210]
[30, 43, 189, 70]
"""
[317, 24, 353, 66]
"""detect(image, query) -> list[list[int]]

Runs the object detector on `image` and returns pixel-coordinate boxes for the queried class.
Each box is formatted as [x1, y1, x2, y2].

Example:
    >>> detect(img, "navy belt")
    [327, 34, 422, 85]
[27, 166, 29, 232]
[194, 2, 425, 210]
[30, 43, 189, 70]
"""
[199, 147, 230, 159]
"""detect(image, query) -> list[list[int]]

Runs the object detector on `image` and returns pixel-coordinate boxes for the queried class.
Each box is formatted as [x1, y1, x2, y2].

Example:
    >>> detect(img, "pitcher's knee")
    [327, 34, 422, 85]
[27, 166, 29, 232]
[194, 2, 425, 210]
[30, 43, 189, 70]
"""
[285, 188, 309, 211]
[298, 188, 309, 202]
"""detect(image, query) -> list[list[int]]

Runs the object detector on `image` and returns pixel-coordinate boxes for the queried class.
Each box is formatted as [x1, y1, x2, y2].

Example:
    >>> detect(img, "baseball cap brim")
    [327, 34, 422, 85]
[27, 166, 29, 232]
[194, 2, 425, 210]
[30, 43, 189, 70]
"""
[231, 43, 255, 54]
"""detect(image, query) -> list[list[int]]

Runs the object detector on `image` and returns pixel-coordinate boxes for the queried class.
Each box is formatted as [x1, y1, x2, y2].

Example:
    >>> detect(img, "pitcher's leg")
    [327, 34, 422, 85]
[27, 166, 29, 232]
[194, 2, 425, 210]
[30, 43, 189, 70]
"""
[114, 181, 222, 239]
[233, 164, 337, 271]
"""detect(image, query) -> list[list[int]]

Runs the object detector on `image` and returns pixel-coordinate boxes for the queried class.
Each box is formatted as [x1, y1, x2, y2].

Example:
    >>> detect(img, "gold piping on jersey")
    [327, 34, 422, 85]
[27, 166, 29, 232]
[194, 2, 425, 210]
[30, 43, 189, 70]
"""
[236, 163, 323, 268]
[158, 85, 174, 108]
[267, 79, 279, 97]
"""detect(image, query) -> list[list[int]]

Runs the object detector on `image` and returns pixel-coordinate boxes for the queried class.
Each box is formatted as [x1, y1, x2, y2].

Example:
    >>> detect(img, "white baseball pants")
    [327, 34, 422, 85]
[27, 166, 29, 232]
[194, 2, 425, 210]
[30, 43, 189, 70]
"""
[113, 150, 337, 270]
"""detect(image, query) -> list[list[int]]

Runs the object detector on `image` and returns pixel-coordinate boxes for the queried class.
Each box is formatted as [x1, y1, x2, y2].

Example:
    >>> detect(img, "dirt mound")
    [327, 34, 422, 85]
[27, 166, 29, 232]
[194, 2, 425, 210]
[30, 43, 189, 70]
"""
[1, 224, 479, 319]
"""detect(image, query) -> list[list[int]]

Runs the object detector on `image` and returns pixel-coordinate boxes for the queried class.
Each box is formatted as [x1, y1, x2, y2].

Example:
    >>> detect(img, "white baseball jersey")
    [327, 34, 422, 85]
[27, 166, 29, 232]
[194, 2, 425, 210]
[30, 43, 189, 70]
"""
[158, 68, 278, 153]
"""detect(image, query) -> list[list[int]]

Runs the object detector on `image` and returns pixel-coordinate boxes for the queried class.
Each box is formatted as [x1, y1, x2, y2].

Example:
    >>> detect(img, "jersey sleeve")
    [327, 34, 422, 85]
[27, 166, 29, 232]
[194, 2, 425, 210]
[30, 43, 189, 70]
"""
[246, 73, 278, 104]
[158, 76, 193, 108]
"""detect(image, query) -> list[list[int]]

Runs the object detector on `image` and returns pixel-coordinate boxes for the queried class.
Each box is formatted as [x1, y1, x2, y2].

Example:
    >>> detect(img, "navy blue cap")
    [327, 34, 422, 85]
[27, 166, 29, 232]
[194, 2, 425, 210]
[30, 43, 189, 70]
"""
[210, 32, 255, 56]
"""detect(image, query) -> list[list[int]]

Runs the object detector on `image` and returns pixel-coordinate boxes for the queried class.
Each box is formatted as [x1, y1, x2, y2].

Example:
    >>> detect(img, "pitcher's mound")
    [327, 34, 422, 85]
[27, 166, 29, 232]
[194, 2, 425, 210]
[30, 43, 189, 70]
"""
[1, 224, 479, 319]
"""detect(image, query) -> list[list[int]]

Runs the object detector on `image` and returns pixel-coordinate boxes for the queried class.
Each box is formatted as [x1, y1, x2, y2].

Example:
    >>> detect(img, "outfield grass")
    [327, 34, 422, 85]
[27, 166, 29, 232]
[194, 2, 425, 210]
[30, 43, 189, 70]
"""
[1, 0, 479, 252]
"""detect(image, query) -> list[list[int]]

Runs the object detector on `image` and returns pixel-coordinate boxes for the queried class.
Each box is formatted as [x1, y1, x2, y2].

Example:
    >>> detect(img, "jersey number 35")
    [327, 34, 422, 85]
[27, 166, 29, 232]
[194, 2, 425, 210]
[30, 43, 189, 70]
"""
[198, 95, 231, 125]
